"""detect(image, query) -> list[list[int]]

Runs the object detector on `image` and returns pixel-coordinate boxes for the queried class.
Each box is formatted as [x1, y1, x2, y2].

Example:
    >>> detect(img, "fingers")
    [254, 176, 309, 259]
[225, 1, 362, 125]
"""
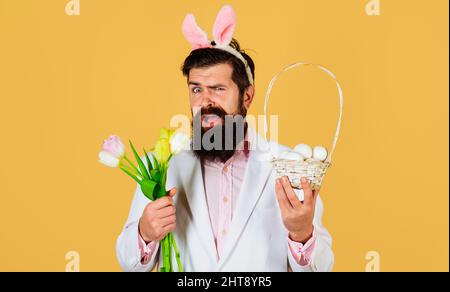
[312, 188, 320, 206]
[275, 178, 292, 211]
[167, 187, 177, 197]
[280, 176, 302, 209]
[159, 215, 176, 227]
[141, 189, 178, 242]
[150, 188, 177, 210]
[162, 223, 176, 235]
[156, 204, 176, 218]
[151, 195, 174, 210]
[155, 223, 177, 241]
[301, 177, 314, 207]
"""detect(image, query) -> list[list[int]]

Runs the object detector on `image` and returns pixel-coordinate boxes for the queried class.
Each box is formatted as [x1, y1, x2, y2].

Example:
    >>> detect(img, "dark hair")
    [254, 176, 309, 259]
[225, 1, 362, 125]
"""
[181, 39, 255, 97]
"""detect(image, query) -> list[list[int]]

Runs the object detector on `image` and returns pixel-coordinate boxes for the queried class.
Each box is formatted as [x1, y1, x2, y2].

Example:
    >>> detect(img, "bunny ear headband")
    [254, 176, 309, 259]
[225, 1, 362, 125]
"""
[182, 5, 254, 85]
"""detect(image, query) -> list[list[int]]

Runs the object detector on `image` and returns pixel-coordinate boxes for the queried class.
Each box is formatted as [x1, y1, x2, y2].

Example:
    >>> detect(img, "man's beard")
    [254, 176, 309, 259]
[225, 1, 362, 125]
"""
[191, 104, 248, 163]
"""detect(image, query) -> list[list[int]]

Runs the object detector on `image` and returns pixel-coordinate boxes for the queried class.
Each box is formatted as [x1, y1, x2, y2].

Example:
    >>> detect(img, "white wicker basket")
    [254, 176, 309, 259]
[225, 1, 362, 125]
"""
[263, 62, 344, 190]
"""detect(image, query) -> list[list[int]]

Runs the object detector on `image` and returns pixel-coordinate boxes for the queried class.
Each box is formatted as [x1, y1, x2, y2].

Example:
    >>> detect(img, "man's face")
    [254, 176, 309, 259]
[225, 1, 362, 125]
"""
[188, 63, 254, 162]
[188, 63, 243, 127]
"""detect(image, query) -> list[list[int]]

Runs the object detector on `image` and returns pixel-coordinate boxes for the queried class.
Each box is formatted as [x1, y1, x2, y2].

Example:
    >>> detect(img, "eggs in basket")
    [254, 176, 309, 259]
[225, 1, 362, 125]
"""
[272, 144, 330, 190]
[262, 62, 344, 191]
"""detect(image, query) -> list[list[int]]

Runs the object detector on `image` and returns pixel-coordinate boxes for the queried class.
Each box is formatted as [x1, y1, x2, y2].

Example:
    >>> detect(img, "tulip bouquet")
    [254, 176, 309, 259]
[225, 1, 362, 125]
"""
[98, 128, 189, 272]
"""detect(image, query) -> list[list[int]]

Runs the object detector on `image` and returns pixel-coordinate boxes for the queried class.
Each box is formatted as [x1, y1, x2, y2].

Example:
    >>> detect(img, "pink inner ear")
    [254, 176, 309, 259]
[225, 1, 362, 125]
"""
[212, 5, 236, 46]
[182, 14, 210, 49]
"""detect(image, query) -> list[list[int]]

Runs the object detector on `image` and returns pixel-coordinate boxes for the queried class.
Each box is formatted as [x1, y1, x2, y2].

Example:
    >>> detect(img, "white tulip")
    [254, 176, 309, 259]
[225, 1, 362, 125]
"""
[170, 132, 190, 155]
[99, 151, 121, 168]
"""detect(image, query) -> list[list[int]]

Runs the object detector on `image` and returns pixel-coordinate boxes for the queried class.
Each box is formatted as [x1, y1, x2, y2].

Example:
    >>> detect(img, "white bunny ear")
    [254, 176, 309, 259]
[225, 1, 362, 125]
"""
[182, 14, 211, 50]
[212, 5, 236, 46]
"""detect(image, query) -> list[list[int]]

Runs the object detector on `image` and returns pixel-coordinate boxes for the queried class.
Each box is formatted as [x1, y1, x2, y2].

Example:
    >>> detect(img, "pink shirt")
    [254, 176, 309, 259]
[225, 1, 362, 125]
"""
[138, 141, 316, 267]
[201, 143, 249, 261]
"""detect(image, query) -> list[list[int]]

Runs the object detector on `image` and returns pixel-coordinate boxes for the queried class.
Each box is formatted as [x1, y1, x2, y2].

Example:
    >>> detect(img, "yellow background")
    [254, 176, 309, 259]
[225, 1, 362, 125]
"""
[0, 0, 448, 271]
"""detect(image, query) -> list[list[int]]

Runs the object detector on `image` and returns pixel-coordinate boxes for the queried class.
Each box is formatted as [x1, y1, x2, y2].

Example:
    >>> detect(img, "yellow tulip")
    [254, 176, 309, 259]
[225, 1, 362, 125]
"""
[154, 138, 171, 164]
[160, 128, 176, 141]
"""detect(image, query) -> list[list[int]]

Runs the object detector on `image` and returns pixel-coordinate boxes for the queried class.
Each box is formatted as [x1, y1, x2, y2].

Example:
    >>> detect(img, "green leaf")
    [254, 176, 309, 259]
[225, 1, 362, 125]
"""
[143, 149, 153, 176]
[140, 179, 156, 201]
[120, 167, 141, 184]
[123, 156, 141, 176]
[153, 184, 160, 199]
[152, 154, 160, 171]
[153, 183, 165, 199]
[150, 169, 161, 182]
[129, 140, 151, 180]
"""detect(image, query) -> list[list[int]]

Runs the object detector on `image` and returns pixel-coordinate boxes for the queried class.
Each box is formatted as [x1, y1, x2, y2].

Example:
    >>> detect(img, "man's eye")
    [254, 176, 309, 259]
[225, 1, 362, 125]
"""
[215, 87, 225, 91]
[192, 87, 202, 93]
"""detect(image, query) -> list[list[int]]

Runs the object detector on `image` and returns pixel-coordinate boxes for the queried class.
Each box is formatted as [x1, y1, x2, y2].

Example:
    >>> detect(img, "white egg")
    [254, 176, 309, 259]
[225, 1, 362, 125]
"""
[295, 153, 305, 161]
[293, 144, 313, 159]
[313, 146, 328, 162]
[279, 151, 305, 161]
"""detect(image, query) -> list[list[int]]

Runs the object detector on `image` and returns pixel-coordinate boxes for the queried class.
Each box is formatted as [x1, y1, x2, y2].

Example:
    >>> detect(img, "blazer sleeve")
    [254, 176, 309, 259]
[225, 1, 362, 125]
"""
[288, 195, 334, 272]
[116, 183, 160, 272]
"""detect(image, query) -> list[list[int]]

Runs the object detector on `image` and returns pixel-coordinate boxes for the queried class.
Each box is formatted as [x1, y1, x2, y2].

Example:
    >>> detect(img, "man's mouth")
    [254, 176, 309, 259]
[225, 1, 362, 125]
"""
[201, 114, 222, 127]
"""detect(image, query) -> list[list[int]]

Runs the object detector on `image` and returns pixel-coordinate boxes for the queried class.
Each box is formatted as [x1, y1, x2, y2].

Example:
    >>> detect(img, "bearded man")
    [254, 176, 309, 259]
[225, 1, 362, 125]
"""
[116, 6, 334, 272]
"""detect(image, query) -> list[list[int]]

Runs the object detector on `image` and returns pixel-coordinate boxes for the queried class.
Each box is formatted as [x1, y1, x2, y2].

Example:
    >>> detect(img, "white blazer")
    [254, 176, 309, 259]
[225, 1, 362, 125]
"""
[116, 129, 334, 272]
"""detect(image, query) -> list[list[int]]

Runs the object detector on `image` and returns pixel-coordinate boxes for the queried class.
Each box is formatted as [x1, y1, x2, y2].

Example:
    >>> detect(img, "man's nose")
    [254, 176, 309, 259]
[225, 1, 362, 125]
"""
[200, 90, 214, 108]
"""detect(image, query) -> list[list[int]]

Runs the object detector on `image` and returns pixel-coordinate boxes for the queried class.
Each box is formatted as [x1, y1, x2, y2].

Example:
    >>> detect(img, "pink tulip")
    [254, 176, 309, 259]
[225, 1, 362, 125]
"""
[99, 135, 125, 168]
[102, 135, 125, 157]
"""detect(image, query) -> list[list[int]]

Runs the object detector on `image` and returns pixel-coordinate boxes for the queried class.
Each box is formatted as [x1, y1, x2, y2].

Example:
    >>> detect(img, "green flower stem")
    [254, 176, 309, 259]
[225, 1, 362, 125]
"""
[159, 163, 167, 185]
[169, 235, 173, 272]
[170, 232, 183, 272]
[166, 236, 170, 272]
[119, 163, 140, 178]
[157, 157, 182, 272]
[119, 167, 141, 184]
[124, 155, 140, 175]
[161, 236, 166, 272]
[163, 236, 170, 272]
[160, 236, 166, 272]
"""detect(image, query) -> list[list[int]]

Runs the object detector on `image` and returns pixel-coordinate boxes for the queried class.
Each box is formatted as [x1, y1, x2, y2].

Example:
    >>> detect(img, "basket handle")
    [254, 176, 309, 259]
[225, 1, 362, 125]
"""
[263, 62, 344, 163]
